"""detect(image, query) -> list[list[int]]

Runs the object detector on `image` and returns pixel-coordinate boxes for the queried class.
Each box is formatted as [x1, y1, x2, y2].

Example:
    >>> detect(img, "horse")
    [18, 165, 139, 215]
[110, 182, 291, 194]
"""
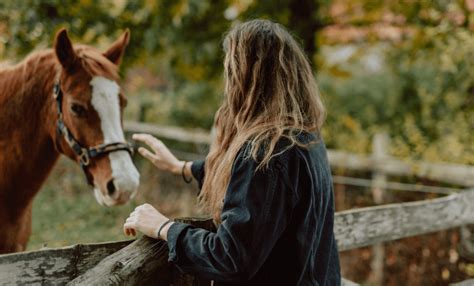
[0, 29, 140, 254]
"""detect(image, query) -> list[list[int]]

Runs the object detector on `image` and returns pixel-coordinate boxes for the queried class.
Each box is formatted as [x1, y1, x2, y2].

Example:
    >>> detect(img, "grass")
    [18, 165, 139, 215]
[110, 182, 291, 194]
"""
[29, 183, 138, 250]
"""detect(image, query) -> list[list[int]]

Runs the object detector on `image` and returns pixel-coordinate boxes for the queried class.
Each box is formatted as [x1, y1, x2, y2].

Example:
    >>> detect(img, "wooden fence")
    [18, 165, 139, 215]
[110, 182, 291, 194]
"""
[124, 121, 473, 187]
[0, 121, 472, 285]
[1, 190, 472, 285]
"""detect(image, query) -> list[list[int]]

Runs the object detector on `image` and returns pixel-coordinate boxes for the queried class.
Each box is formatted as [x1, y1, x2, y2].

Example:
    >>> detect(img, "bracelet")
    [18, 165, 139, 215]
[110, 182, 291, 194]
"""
[181, 161, 192, 184]
[157, 219, 173, 239]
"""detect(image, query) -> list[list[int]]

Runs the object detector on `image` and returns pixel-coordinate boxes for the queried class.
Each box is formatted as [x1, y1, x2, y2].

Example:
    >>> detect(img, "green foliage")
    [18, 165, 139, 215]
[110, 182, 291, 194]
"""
[0, 0, 325, 128]
[0, 0, 472, 163]
[387, 25, 473, 163]
[318, 11, 473, 164]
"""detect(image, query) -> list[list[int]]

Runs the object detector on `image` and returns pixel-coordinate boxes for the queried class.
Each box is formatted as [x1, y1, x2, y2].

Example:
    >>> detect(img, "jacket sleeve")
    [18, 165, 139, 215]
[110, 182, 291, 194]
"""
[191, 160, 205, 189]
[166, 151, 298, 282]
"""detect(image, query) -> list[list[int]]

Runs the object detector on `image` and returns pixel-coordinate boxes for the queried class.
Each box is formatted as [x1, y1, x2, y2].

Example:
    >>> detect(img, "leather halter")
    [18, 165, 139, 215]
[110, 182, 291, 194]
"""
[53, 82, 134, 186]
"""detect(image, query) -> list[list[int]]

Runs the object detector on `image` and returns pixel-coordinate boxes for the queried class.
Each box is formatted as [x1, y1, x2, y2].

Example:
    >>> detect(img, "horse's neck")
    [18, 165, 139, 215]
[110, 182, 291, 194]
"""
[0, 51, 60, 213]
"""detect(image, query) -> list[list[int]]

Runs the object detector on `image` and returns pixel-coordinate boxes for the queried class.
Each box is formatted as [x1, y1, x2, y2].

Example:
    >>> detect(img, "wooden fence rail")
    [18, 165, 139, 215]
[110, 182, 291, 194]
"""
[124, 121, 211, 145]
[335, 189, 474, 251]
[327, 150, 473, 187]
[1, 190, 472, 285]
[124, 121, 474, 187]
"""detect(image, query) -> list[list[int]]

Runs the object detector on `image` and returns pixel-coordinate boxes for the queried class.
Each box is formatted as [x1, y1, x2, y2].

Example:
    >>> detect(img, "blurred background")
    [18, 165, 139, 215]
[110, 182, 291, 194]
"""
[0, 0, 473, 285]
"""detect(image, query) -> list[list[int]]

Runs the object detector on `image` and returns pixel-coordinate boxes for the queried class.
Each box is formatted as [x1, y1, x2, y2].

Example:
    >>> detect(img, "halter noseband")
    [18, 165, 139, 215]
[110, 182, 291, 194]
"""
[53, 82, 134, 186]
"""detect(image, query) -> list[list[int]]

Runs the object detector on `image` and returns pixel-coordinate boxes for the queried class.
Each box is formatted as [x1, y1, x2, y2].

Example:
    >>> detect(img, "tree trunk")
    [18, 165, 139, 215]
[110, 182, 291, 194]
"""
[288, 0, 321, 68]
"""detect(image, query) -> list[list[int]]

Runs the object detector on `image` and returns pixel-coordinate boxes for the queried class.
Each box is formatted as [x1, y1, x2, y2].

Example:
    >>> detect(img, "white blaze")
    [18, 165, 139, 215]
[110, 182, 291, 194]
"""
[90, 76, 140, 205]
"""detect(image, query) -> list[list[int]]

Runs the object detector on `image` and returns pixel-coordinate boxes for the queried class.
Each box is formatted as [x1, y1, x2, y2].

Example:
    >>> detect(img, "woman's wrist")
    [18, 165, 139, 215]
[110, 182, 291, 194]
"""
[158, 221, 175, 241]
[172, 160, 186, 175]
[181, 161, 193, 183]
[170, 160, 194, 183]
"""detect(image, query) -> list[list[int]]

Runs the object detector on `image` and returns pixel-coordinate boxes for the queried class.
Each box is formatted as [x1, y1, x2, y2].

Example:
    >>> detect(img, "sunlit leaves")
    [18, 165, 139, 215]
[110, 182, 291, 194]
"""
[1, 0, 471, 163]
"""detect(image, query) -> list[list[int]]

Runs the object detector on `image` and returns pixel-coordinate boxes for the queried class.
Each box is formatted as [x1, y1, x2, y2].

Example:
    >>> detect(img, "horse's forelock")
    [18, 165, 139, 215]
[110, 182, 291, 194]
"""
[75, 46, 120, 82]
[61, 46, 127, 103]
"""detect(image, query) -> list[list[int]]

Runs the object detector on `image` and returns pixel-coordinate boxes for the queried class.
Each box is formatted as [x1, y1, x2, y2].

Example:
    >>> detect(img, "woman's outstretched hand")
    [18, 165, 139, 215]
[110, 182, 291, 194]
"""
[133, 133, 184, 175]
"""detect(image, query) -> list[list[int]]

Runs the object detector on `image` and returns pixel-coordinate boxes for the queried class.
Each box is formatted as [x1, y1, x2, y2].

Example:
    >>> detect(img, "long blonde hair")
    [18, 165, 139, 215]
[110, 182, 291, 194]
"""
[199, 20, 325, 222]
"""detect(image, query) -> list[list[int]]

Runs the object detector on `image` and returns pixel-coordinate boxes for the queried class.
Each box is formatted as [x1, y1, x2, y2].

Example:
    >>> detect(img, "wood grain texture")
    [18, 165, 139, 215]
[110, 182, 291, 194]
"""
[67, 217, 215, 286]
[0, 240, 132, 285]
[67, 236, 171, 286]
[335, 190, 474, 251]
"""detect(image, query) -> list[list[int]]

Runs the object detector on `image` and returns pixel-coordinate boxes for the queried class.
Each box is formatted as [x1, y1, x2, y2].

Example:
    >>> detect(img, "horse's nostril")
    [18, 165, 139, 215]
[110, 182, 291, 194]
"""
[106, 180, 116, 197]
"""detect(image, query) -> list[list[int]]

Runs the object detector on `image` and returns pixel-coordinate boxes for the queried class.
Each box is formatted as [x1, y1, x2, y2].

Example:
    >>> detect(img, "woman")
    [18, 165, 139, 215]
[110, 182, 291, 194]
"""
[124, 19, 341, 285]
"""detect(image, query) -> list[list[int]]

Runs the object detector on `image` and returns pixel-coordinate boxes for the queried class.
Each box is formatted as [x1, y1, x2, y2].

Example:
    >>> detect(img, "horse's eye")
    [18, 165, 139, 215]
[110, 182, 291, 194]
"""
[70, 104, 87, 117]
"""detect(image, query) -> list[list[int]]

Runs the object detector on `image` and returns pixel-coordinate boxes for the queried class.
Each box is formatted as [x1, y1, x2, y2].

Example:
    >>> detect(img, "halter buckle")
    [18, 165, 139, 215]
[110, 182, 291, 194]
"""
[79, 149, 90, 166]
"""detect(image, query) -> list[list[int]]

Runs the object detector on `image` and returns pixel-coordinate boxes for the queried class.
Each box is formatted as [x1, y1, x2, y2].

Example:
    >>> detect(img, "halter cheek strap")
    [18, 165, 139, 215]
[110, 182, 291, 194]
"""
[53, 82, 134, 186]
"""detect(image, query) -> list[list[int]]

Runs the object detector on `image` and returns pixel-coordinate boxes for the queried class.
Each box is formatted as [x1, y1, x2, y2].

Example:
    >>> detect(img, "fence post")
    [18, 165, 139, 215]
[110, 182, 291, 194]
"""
[460, 225, 474, 259]
[369, 133, 389, 286]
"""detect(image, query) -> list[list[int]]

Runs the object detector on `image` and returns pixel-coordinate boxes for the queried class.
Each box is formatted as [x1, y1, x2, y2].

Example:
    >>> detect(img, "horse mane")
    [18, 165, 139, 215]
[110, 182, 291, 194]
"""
[0, 50, 56, 76]
[0, 50, 58, 122]
[0, 45, 120, 82]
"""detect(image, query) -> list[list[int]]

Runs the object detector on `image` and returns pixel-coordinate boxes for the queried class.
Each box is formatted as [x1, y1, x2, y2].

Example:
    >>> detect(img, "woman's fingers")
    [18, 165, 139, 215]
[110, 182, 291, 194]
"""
[132, 133, 152, 144]
[133, 133, 163, 166]
[124, 227, 136, 237]
[124, 214, 137, 236]
[132, 133, 181, 174]
[138, 147, 158, 164]
[123, 221, 137, 236]
[133, 133, 163, 150]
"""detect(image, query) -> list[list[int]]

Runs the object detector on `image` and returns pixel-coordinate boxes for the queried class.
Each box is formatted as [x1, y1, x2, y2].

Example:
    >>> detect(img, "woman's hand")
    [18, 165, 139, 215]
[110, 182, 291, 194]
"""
[133, 133, 184, 175]
[123, 203, 172, 239]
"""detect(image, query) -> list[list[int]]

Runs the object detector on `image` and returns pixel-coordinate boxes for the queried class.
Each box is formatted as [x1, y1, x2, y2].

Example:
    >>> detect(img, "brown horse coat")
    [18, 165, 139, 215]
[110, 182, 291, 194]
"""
[0, 29, 139, 253]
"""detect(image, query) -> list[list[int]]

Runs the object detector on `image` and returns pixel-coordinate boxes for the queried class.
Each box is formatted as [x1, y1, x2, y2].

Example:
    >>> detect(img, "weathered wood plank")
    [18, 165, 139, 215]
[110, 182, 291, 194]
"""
[335, 189, 474, 251]
[67, 217, 215, 286]
[0, 240, 132, 285]
[67, 237, 171, 286]
[124, 121, 474, 186]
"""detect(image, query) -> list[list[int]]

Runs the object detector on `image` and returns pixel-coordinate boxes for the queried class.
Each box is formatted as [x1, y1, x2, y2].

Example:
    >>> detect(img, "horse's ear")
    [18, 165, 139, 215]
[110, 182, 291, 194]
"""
[54, 29, 78, 72]
[103, 29, 130, 66]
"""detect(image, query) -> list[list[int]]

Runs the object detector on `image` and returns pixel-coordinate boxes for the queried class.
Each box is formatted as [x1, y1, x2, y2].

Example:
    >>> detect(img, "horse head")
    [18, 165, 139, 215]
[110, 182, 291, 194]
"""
[52, 29, 139, 206]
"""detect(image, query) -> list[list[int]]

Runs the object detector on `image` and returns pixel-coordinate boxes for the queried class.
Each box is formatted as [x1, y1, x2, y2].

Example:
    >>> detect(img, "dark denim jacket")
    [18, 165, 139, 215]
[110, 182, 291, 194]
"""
[167, 134, 341, 285]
